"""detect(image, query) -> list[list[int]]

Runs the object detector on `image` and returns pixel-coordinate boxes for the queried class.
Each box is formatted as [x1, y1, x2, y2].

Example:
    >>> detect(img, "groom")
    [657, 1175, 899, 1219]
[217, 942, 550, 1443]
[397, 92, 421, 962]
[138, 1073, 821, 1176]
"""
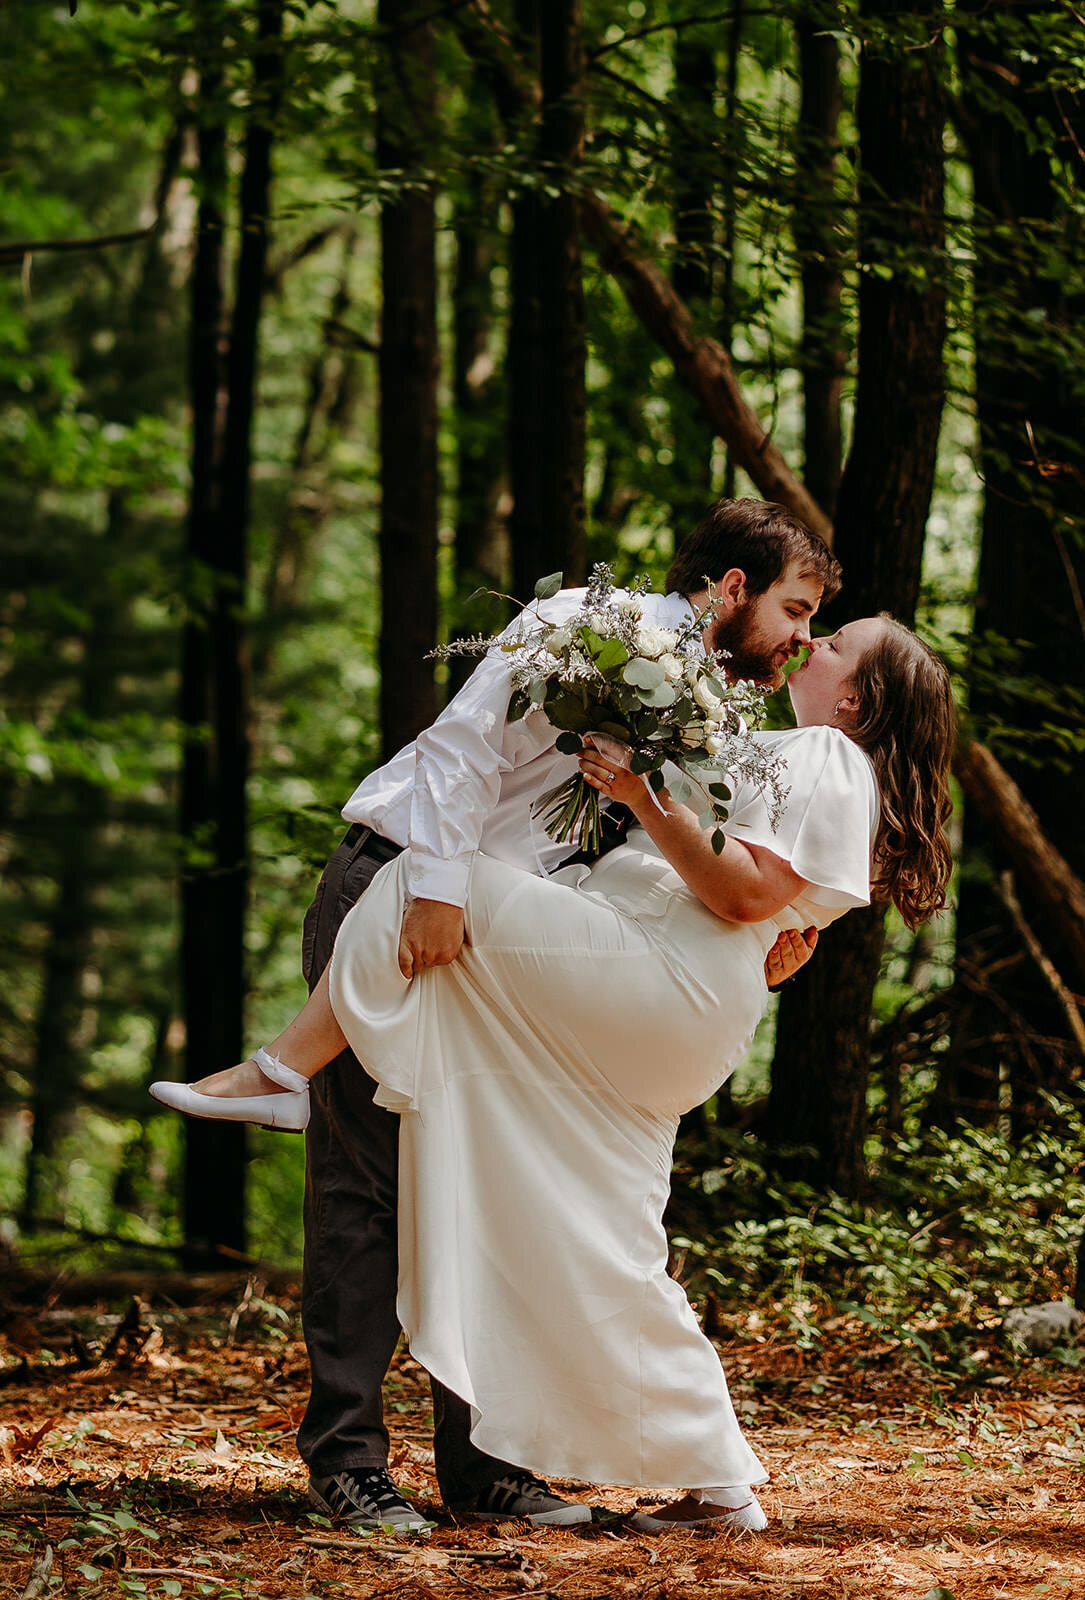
[299, 498, 840, 1531]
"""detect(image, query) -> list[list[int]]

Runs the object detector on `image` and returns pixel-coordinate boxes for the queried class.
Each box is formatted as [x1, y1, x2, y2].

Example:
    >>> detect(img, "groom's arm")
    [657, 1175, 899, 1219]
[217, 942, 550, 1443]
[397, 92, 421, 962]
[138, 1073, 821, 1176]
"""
[399, 592, 585, 972]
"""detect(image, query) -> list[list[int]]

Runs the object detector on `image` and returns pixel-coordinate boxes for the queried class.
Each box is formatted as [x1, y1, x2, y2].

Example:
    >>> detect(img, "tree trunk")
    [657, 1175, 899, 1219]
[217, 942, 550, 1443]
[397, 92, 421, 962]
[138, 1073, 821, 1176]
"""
[451, 168, 509, 687]
[377, 0, 439, 753]
[944, 3, 1085, 1125]
[669, 27, 717, 525]
[180, 0, 284, 1258]
[508, 0, 586, 600]
[767, 1, 946, 1197]
[795, 10, 845, 520]
[452, 0, 832, 542]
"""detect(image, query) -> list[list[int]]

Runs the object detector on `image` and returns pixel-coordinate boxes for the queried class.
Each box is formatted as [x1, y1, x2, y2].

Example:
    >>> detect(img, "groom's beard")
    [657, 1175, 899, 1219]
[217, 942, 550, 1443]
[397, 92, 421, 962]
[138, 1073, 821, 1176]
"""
[706, 600, 793, 689]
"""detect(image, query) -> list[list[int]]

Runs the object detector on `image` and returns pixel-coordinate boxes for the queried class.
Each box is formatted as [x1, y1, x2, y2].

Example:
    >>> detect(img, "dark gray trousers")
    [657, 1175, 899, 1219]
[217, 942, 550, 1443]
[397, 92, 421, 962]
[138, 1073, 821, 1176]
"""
[295, 825, 515, 1507]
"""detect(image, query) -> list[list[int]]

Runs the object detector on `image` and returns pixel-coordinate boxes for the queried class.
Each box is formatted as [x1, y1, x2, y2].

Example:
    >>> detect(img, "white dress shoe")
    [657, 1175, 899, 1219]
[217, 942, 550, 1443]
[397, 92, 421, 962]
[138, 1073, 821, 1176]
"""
[629, 1488, 768, 1535]
[149, 1047, 310, 1133]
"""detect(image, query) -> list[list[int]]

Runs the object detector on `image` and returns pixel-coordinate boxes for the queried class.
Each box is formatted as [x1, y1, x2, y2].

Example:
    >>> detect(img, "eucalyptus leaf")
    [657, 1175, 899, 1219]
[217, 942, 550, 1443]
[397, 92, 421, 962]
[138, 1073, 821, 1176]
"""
[638, 681, 678, 708]
[648, 768, 666, 793]
[630, 750, 655, 775]
[699, 808, 717, 829]
[623, 657, 666, 689]
[528, 677, 547, 704]
[711, 829, 726, 855]
[507, 689, 530, 723]
[668, 777, 693, 804]
[554, 731, 583, 754]
[534, 571, 562, 600]
[708, 782, 731, 800]
[594, 639, 630, 677]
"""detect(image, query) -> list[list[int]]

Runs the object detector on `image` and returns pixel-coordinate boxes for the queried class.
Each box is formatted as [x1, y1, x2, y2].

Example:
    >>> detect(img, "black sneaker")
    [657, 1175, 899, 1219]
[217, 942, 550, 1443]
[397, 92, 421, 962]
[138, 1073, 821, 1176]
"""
[309, 1467, 434, 1533]
[459, 1471, 591, 1527]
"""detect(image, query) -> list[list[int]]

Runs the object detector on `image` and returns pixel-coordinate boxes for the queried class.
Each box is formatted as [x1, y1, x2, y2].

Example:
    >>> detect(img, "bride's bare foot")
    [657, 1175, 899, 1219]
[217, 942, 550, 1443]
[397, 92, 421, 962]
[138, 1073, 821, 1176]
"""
[191, 1060, 289, 1098]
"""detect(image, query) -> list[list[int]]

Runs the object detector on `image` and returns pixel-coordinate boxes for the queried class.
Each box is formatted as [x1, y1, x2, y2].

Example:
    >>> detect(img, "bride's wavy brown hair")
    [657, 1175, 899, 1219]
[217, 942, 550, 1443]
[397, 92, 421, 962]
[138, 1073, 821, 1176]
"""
[846, 617, 955, 931]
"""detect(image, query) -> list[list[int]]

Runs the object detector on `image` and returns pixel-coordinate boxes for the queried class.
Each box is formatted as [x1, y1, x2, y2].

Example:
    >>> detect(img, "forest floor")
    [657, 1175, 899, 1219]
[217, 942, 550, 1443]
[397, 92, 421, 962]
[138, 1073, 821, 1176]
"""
[0, 1274, 1082, 1600]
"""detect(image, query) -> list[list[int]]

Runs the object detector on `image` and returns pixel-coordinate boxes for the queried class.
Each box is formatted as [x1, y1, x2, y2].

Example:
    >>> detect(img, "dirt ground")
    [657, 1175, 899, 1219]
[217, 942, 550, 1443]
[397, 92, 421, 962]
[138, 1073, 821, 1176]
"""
[1, 1277, 1082, 1600]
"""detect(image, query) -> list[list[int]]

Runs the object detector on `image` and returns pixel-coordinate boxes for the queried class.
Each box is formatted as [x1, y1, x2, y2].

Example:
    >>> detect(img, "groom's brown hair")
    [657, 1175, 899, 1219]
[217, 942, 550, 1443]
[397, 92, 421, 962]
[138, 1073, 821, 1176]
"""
[666, 497, 841, 601]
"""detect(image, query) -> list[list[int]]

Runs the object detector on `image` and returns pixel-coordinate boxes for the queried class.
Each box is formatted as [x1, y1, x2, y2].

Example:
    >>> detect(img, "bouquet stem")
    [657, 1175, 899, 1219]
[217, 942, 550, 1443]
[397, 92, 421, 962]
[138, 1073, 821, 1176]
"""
[532, 774, 603, 856]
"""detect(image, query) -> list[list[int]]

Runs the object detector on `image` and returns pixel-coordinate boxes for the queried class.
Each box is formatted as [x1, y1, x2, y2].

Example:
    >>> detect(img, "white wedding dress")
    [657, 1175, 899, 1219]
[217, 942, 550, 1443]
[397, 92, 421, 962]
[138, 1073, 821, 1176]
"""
[328, 726, 877, 1490]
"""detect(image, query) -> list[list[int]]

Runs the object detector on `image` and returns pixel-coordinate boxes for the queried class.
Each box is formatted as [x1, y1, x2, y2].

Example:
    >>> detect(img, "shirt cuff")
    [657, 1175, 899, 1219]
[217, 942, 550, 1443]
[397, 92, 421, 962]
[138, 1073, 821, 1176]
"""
[406, 852, 471, 908]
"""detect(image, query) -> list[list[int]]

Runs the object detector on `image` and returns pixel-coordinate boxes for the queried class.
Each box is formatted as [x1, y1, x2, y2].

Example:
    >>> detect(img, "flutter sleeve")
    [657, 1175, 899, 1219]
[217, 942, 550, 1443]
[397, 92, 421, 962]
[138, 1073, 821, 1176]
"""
[722, 726, 879, 909]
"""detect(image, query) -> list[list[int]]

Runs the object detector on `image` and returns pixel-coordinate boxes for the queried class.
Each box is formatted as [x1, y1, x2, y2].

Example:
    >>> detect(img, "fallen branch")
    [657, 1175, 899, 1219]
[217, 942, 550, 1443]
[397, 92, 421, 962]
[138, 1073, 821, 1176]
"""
[18, 1547, 53, 1600]
[995, 870, 1085, 1059]
[954, 739, 1085, 986]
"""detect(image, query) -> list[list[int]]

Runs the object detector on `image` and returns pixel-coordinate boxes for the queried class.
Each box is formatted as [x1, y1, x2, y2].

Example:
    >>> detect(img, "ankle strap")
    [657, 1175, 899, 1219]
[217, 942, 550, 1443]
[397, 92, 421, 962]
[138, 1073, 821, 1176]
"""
[253, 1046, 309, 1094]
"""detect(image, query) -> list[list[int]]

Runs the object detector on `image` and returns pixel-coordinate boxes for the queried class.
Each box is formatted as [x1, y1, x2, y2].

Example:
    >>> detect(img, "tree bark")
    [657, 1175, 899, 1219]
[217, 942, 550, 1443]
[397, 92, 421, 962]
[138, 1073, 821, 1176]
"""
[795, 10, 845, 520]
[377, 0, 439, 753]
[944, 2, 1085, 1123]
[767, 1, 946, 1197]
[451, 171, 508, 688]
[180, 0, 284, 1258]
[669, 26, 717, 525]
[508, 0, 586, 600]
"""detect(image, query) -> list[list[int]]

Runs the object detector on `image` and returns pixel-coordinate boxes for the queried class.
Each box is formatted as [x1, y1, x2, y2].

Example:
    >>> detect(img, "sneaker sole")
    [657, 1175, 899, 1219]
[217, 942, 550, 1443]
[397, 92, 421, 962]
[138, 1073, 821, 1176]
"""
[628, 1509, 767, 1535]
[308, 1481, 434, 1533]
[467, 1503, 592, 1528]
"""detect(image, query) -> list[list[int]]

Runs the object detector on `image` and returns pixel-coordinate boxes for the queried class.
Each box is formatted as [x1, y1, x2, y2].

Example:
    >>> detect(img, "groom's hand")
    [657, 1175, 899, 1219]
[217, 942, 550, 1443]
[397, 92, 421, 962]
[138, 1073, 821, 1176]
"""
[764, 926, 817, 990]
[399, 898, 466, 979]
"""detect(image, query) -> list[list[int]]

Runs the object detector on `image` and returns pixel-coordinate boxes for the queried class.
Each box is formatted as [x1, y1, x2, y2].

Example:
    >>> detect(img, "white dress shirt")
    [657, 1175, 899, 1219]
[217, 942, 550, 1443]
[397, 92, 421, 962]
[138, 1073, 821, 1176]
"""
[342, 589, 698, 907]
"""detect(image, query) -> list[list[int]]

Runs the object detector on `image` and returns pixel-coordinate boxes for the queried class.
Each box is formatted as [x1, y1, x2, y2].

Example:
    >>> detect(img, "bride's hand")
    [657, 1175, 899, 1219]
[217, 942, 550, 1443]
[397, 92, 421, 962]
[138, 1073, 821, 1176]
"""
[579, 741, 646, 812]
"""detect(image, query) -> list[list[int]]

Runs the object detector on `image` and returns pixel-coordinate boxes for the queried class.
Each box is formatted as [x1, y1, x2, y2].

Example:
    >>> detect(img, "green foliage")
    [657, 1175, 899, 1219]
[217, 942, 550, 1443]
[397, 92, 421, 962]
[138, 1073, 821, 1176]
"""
[673, 1094, 1085, 1366]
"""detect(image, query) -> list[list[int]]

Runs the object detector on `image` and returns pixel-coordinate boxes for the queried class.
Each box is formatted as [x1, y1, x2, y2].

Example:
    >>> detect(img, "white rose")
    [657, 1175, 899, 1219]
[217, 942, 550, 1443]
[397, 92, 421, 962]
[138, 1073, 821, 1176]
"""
[614, 595, 642, 618]
[658, 653, 684, 682]
[587, 611, 609, 633]
[703, 716, 721, 735]
[693, 678, 724, 713]
[705, 734, 727, 757]
[545, 629, 572, 654]
[635, 624, 679, 659]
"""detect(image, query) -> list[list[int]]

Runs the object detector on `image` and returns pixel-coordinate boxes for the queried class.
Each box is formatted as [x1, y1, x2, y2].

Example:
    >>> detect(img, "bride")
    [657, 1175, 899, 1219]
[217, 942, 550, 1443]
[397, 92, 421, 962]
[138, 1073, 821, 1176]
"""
[153, 613, 954, 1532]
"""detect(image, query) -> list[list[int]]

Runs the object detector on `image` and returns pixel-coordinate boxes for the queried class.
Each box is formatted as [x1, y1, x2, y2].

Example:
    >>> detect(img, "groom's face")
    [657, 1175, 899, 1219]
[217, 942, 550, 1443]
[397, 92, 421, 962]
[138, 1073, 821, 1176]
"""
[707, 562, 823, 689]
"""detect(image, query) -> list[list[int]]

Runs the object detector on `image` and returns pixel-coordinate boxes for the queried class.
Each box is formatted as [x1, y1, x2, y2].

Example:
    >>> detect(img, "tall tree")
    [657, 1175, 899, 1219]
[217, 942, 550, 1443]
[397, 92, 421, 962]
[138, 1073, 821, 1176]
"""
[376, 0, 439, 752]
[942, 3, 1085, 1123]
[508, 0, 586, 600]
[767, 0, 947, 1196]
[180, 0, 285, 1258]
[669, 24, 717, 525]
[794, 4, 845, 519]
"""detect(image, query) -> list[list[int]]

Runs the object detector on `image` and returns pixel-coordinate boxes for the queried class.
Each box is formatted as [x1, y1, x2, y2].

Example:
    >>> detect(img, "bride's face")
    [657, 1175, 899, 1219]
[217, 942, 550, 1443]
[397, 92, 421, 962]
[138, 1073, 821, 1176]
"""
[787, 616, 885, 727]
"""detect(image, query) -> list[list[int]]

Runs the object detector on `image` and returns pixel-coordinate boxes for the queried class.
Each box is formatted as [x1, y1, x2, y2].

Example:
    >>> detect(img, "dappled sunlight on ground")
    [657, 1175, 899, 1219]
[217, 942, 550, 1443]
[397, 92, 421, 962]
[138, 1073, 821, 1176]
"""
[1, 1278, 1082, 1597]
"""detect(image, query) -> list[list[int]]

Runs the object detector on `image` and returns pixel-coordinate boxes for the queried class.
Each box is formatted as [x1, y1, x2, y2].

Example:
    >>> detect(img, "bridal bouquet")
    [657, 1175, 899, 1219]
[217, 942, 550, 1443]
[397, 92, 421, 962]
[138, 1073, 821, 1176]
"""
[437, 565, 785, 855]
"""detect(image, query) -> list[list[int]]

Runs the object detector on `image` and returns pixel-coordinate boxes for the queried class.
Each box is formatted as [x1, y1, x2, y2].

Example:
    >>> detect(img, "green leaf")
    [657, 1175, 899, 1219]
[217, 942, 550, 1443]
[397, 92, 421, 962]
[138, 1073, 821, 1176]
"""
[534, 571, 562, 600]
[545, 693, 593, 733]
[528, 677, 548, 705]
[699, 808, 717, 829]
[623, 657, 665, 689]
[703, 673, 729, 699]
[708, 782, 731, 800]
[668, 777, 693, 804]
[507, 689, 530, 723]
[648, 769, 665, 793]
[711, 829, 726, 855]
[593, 639, 630, 677]
[554, 731, 583, 755]
[595, 720, 632, 742]
[630, 750, 655, 775]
